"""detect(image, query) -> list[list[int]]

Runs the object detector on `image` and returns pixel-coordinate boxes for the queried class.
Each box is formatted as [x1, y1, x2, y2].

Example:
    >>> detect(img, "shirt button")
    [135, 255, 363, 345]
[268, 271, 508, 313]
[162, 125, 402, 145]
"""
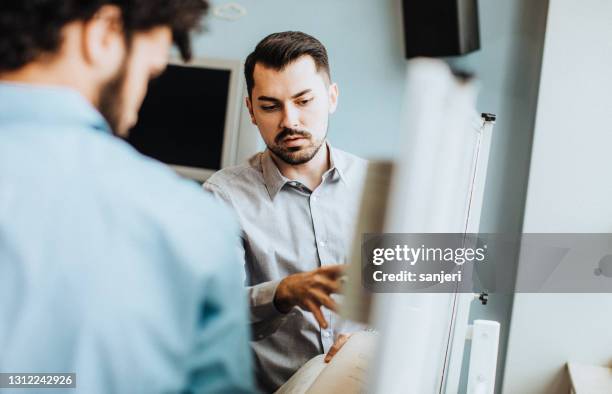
[311, 196, 318, 202]
[322, 331, 331, 338]
[319, 241, 326, 247]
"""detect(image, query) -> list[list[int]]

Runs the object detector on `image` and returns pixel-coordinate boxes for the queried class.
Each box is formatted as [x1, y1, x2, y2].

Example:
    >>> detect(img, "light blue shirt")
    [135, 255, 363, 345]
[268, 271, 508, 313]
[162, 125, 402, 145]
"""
[0, 83, 255, 394]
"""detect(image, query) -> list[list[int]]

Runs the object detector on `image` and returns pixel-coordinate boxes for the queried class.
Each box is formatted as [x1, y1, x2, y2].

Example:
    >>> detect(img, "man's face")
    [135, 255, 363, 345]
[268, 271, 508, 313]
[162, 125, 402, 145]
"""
[247, 55, 338, 165]
[99, 27, 171, 136]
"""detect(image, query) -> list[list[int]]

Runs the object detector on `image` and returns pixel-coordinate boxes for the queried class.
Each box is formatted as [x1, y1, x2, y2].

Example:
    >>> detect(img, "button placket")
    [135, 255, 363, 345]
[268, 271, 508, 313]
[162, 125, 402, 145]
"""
[321, 326, 334, 353]
[310, 194, 327, 265]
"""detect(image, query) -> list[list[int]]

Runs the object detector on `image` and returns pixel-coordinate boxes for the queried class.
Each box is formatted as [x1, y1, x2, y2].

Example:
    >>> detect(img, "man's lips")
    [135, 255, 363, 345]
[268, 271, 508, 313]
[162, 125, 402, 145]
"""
[281, 136, 307, 147]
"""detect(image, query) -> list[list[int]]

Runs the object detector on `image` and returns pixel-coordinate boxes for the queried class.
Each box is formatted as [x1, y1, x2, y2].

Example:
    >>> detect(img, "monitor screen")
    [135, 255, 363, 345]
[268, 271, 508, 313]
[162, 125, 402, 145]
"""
[128, 64, 231, 171]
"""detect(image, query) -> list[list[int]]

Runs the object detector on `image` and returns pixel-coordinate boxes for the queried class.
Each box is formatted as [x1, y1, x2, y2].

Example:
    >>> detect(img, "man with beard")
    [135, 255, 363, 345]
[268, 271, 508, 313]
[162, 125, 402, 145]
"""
[0, 1, 253, 393]
[204, 31, 368, 392]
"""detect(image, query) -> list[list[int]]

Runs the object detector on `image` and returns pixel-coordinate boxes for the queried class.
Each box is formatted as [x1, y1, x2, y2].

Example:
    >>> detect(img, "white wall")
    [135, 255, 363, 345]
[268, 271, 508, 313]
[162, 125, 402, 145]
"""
[503, 0, 612, 392]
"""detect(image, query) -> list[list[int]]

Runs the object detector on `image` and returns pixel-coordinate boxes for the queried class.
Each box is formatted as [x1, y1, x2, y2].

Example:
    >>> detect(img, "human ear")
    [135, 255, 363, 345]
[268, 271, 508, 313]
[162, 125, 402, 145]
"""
[81, 5, 125, 77]
[328, 82, 339, 114]
[246, 96, 257, 125]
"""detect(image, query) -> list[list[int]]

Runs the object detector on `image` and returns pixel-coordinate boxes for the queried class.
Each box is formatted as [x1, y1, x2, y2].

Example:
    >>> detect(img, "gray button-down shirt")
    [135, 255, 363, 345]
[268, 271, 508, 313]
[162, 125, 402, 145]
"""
[204, 144, 367, 392]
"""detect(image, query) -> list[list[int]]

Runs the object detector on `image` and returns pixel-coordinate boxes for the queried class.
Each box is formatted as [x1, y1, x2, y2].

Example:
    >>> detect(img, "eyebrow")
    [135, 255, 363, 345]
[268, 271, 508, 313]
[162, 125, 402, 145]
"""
[257, 89, 313, 102]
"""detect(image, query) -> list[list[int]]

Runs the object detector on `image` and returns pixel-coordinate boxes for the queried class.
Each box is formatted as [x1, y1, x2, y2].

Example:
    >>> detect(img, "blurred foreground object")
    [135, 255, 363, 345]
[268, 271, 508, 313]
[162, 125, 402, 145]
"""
[342, 58, 497, 393]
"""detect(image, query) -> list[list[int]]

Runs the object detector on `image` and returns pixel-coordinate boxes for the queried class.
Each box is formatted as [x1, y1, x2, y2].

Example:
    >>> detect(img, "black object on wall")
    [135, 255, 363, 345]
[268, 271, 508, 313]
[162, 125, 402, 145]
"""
[402, 0, 480, 59]
[128, 64, 229, 170]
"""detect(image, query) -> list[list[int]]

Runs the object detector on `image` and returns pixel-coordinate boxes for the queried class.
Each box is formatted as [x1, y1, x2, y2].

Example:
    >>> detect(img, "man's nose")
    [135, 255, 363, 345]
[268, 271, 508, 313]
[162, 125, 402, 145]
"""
[280, 104, 300, 129]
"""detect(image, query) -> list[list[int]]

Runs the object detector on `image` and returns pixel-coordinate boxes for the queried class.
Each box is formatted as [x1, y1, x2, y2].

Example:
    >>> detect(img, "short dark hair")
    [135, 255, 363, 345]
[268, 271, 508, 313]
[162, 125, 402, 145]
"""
[0, 0, 209, 72]
[244, 31, 331, 98]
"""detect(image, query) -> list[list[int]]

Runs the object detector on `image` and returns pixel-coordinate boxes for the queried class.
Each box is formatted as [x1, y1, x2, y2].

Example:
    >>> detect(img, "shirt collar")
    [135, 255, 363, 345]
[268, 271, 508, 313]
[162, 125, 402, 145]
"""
[0, 82, 111, 134]
[261, 150, 290, 200]
[328, 143, 347, 184]
[260, 141, 347, 201]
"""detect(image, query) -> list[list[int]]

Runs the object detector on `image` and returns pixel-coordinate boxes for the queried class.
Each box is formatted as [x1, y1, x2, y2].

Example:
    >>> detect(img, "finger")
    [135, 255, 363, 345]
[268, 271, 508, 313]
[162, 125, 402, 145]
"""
[310, 288, 339, 312]
[324, 334, 350, 363]
[317, 264, 346, 279]
[324, 343, 340, 363]
[304, 299, 328, 329]
[314, 276, 342, 294]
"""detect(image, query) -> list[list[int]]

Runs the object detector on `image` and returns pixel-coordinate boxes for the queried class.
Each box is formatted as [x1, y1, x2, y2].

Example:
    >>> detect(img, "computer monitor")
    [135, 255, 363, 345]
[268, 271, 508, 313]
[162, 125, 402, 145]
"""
[128, 57, 259, 182]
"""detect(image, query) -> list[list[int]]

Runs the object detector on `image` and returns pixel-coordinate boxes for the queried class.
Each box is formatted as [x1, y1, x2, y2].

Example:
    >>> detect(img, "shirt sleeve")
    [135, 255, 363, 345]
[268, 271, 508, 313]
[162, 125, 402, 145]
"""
[175, 195, 255, 393]
[203, 180, 289, 339]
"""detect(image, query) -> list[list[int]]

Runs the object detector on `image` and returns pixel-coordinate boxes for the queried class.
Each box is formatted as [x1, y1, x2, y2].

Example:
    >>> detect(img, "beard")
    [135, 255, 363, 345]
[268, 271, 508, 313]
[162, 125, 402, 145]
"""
[268, 126, 328, 165]
[98, 59, 128, 136]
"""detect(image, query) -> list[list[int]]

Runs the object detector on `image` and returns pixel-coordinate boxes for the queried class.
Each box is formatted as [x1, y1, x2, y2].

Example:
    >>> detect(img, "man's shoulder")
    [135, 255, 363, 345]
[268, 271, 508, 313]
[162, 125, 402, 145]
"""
[3, 125, 239, 256]
[205, 152, 265, 194]
[331, 146, 368, 182]
[89, 134, 239, 234]
[333, 147, 368, 167]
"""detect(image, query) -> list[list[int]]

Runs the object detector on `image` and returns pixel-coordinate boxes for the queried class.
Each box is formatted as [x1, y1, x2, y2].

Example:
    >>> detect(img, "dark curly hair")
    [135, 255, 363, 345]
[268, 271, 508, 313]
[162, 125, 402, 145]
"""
[244, 31, 331, 98]
[0, 0, 209, 72]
